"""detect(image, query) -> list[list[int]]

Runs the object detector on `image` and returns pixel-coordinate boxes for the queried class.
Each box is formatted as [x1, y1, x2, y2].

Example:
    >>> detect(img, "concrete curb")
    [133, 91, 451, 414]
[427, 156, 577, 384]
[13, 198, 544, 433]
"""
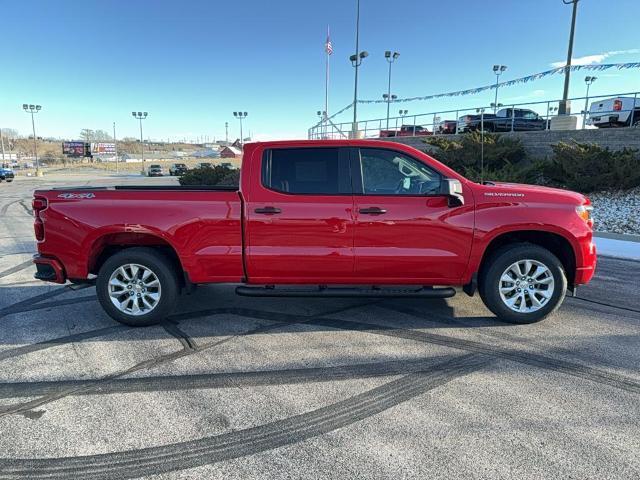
[594, 231, 640, 243]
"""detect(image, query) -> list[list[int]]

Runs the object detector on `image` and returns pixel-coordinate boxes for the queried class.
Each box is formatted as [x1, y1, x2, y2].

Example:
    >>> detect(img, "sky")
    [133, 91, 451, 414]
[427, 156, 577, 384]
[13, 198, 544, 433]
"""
[1, 0, 639, 142]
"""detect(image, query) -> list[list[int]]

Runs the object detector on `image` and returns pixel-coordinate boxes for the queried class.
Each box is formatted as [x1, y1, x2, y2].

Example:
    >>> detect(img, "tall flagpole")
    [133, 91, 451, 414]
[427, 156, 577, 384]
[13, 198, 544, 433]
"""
[324, 25, 331, 139]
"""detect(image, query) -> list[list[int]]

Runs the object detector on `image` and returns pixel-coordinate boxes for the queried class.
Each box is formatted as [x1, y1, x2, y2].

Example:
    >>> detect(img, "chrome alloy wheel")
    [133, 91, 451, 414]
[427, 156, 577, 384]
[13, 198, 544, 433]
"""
[108, 263, 161, 316]
[498, 259, 555, 313]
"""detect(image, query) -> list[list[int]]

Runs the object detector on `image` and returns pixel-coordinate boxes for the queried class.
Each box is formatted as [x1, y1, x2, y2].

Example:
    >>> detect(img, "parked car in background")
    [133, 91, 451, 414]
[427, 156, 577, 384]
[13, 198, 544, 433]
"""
[33, 139, 596, 327]
[588, 97, 640, 128]
[195, 162, 213, 169]
[0, 166, 15, 182]
[458, 108, 547, 132]
[436, 120, 457, 134]
[379, 125, 433, 137]
[169, 163, 188, 176]
[147, 165, 163, 177]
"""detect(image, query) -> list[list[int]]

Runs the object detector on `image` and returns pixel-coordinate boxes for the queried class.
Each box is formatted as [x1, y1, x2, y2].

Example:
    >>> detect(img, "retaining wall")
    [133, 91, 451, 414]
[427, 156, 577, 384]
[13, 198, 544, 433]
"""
[388, 127, 640, 158]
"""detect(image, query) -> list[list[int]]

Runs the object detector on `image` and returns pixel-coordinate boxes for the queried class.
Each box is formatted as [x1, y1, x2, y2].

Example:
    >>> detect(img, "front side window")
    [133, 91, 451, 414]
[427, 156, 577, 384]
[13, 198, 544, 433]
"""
[262, 148, 348, 194]
[359, 148, 442, 195]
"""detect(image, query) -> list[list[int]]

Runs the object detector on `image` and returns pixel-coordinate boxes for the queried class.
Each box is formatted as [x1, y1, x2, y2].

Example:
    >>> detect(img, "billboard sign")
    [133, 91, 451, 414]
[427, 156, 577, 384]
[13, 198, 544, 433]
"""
[62, 141, 86, 157]
[91, 143, 116, 155]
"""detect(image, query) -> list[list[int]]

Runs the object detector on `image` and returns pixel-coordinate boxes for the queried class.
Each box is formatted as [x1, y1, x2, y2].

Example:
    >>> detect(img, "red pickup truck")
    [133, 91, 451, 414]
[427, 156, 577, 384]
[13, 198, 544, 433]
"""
[32, 140, 596, 326]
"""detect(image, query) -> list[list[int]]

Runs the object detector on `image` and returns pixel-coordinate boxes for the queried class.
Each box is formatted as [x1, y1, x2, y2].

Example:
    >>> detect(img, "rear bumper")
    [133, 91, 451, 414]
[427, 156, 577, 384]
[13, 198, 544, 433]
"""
[33, 254, 66, 283]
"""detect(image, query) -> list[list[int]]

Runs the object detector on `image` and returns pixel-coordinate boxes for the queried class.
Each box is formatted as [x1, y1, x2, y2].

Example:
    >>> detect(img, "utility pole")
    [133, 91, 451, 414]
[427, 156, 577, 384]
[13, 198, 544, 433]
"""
[0, 128, 5, 164]
[225, 122, 229, 144]
[560, 0, 580, 115]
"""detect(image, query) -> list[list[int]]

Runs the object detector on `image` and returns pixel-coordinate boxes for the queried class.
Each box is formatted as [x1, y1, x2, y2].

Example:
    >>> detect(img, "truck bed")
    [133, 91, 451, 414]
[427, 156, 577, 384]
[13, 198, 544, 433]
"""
[34, 187, 244, 284]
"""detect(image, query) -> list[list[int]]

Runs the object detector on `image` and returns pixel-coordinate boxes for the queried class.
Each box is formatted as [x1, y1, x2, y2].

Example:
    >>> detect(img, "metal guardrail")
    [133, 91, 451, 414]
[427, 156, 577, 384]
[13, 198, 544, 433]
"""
[308, 91, 640, 139]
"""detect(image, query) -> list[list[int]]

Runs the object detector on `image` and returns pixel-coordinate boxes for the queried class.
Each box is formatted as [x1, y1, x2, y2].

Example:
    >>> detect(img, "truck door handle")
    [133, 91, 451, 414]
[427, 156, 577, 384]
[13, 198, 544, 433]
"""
[254, 206, 281, 215]
[359, 207, 387, 215]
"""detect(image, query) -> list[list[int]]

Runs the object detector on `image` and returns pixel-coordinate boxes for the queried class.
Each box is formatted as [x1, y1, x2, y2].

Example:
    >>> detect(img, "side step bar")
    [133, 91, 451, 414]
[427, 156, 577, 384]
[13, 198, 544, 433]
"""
[235, 286, 456, 298]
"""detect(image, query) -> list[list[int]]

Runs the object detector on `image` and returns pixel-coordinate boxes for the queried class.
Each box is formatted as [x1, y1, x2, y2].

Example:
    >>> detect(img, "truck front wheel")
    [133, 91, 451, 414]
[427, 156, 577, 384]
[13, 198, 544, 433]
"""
[96, 247, 179, 326]
[479, 244, 567, 324]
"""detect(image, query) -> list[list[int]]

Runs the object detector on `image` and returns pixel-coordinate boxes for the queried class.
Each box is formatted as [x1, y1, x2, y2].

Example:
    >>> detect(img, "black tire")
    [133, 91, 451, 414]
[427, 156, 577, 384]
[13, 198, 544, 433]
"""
[479, 243, 567, 324]
[96, 247, 179, 326]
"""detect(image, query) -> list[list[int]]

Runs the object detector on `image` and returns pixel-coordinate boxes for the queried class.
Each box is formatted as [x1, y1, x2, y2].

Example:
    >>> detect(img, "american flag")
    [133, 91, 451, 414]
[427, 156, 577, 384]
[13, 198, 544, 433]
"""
[325, 28, 333, 55]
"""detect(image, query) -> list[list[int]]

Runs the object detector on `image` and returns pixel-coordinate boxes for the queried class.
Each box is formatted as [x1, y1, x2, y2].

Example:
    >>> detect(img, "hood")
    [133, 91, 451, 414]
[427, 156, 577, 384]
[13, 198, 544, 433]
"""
[478, 182, 588, 205]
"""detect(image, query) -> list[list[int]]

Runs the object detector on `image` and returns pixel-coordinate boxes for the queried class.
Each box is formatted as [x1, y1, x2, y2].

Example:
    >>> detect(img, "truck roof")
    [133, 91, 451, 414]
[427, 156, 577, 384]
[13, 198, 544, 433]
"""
[244, 139, 413, 149]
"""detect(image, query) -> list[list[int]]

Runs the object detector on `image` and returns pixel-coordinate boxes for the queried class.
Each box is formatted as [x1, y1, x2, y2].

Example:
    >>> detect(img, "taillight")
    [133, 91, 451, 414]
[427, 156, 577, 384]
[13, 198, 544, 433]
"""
[613, 99, 622, 111]
[32, 198, 47, 212]
[32, 196, 47, 241]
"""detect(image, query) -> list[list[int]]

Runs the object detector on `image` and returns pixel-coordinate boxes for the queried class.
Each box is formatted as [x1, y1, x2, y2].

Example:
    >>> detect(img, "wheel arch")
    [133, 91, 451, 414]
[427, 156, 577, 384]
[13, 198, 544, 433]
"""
[478, 230, 576, 287]
[88, 232, 185, 287]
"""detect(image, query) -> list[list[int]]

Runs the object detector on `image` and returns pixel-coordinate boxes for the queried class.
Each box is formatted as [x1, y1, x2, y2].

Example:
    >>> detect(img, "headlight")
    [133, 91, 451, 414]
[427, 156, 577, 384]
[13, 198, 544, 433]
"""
[576, 204, 593, 227]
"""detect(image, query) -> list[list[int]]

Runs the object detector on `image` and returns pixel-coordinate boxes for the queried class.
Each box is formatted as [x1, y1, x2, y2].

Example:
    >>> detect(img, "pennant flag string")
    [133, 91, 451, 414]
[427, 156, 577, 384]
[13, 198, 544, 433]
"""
[356, 62, 640, 105]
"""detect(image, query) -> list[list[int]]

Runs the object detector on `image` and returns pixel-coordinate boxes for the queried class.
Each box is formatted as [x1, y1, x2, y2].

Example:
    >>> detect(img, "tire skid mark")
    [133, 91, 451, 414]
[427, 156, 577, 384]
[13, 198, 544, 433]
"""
[302, 316, 640, 395]
[0, 260, 33, 281]
[2, 301, 638, 397]
[0, 200, 21, 217]
[0, 285, 92, 319]
[0, 303, 373, 416]
[0, 302, 372, 366]
[0, 320, 291, 417]
[18, 200, 33, 217]
[0, 354, 460, 398]
[161, 321, 196, 350]
[569, 296, 640, 316]
[0, 325, 126, 363]
[0, 355, 487, 480]
[0, 295, 95, 319]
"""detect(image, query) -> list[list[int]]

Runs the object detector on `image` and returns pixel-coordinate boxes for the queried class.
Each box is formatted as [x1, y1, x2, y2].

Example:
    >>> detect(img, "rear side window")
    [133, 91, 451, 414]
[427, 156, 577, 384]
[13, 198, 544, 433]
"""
[262, 148, 350, 194]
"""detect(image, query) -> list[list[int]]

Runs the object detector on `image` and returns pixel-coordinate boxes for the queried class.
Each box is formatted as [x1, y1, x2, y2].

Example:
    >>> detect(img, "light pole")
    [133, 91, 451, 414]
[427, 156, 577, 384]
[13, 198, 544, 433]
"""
[316, 110, 327, 138]
[131, 111, 148, 175]
[225, 122, 229, 144]
[490, 102, 503, 111]
[383, 94, 397, 131]
[560, 0, 580, 115]
[233, 112, 248, 147]
[384, 51, 400, 130]
[476, 108, 486, 183]
[22, 104, 42, 176]
[492, 65, 507, 113]
[398, 109, 408, 130]
[583, 75, 596, 128]
[350, 0, 367, 138]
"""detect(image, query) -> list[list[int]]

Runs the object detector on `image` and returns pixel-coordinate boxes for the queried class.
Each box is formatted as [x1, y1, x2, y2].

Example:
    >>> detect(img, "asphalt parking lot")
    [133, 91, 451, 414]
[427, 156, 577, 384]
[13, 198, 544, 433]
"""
[0, 172, 639, 480]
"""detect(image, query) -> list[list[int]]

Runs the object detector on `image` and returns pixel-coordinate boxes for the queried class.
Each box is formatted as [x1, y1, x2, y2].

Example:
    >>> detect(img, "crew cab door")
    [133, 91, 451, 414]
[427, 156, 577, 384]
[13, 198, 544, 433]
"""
[351, 147, 474, 283]
[244, 146, 355, 283]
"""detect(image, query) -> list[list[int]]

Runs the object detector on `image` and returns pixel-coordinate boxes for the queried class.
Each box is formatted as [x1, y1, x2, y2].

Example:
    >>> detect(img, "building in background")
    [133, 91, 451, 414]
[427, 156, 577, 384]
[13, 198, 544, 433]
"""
[220, 146, 242, 158]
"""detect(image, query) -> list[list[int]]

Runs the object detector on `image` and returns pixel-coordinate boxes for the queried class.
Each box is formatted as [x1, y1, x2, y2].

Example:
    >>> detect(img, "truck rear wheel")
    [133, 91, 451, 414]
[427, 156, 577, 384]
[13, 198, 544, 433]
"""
[96, 247, 179, 326]
[479, 244, 567, 324]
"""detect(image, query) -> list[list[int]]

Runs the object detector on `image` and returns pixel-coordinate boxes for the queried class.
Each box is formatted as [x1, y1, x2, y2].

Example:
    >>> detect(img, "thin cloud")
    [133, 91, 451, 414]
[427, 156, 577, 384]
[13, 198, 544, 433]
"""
[550, 49, 639, 68]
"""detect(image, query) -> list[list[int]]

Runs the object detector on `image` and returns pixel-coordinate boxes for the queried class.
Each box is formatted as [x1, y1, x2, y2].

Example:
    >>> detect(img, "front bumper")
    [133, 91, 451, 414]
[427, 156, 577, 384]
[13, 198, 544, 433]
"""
[33, 254, 66, 283]
[574, 240, 597, 285]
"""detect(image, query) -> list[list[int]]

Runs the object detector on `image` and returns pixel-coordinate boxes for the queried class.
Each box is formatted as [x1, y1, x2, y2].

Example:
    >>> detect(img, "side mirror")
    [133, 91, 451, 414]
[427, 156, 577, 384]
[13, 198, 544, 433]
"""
[440, 178, 465, 206]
